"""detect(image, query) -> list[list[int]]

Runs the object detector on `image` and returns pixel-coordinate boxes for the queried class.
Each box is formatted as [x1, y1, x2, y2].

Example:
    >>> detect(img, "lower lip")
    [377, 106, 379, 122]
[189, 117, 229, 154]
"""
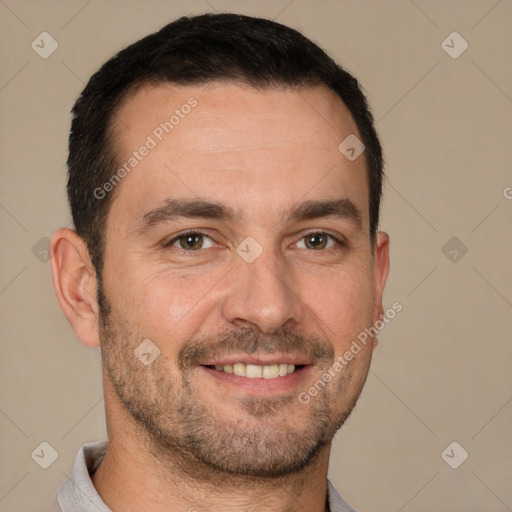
[199, 365, 313, 396]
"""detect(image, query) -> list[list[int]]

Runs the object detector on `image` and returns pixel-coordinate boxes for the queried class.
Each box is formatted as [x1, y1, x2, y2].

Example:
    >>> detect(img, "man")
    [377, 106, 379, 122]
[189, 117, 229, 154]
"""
[50, 12, 389, 512]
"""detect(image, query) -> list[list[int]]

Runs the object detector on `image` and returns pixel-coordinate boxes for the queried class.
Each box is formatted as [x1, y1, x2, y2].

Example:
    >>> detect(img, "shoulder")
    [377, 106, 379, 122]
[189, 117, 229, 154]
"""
[56, 440, 110, 512]
[327, 479, 358, 512]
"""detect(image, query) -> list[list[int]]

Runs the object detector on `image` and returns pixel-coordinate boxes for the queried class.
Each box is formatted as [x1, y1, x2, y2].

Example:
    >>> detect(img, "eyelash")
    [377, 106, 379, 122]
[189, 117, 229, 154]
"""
[164, 229, 213, 248]
[164, 230, 345, 251]
[296, 230, 345, 250]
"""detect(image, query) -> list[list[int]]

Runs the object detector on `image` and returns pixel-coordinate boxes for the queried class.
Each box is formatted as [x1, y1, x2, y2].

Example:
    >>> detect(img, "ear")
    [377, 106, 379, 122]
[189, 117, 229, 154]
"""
[50, 228, 100, 347]
[372, 231, 390, 329]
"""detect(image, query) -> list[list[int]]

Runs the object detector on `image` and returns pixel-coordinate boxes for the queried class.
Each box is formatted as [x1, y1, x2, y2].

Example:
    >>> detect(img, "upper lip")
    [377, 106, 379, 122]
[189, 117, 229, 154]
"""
[199, 354, 313, 366]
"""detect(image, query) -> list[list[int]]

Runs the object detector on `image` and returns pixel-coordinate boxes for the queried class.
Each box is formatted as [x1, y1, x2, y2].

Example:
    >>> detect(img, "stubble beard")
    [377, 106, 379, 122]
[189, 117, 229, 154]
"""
[97, 283, 363, 482]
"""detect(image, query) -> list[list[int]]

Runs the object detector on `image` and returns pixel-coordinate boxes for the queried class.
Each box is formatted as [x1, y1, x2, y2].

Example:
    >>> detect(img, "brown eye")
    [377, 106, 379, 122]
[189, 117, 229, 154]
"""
[168, 232, 215, 251]
[304, 233, 328, 250]
[179, 234, 204, 250]
[296, 232, 340, 251]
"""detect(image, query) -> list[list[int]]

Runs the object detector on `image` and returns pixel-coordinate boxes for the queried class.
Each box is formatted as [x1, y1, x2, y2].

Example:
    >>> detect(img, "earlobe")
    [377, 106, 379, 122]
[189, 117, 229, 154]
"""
[372, 231, 390, 327]
[50, 228, 100, 348]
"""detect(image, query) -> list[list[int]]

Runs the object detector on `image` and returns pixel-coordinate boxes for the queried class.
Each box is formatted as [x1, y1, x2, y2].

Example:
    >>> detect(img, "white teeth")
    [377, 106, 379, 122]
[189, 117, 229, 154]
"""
[246, 364, 263, 378]
[263, 364, 279, 379]
[211, 363, 297, 378]
[232, 363, 246, 377]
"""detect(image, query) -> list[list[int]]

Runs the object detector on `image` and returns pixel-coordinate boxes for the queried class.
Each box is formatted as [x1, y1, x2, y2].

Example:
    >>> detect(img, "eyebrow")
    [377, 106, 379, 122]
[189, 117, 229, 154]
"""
[139, 199, 238, 233]
[288, 198, 362, 228]
[138, 197, 362, 234]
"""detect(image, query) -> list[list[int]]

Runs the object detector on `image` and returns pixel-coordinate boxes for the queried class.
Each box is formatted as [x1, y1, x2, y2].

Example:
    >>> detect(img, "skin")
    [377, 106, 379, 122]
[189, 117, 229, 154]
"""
[51, 82, 389, 512]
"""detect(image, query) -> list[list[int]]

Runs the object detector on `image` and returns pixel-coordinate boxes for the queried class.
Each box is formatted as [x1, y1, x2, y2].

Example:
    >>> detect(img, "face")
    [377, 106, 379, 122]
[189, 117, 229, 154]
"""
[97, 82, 388, 478]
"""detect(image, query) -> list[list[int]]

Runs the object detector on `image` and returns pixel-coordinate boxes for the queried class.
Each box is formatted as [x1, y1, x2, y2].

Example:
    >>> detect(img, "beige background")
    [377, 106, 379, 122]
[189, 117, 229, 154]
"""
[1, 1, 511, 511]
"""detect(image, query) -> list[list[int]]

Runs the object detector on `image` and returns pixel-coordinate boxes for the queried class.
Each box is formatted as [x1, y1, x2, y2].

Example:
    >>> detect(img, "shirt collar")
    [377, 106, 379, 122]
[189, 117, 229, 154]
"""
[58, 440, 356, 512]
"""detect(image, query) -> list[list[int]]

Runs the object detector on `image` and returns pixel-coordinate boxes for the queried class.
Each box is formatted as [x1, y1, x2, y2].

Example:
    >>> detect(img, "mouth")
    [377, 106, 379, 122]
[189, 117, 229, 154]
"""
[202, 362, 305, 379]
[198, 356, 313, 395]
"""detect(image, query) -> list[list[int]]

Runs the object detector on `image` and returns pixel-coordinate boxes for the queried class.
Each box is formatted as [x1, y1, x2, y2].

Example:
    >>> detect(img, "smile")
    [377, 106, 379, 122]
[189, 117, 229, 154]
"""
[204, 363, 300, 379]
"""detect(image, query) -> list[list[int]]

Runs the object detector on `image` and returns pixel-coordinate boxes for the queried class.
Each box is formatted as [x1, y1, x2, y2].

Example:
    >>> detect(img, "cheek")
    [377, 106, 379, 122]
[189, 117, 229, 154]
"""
[301, 266, 375, 344]
[133, 270, 225, 341]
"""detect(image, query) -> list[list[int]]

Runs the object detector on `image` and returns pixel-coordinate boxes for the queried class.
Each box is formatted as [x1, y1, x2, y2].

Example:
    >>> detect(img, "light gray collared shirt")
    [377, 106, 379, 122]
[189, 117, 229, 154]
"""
[54, 440, 356, 512]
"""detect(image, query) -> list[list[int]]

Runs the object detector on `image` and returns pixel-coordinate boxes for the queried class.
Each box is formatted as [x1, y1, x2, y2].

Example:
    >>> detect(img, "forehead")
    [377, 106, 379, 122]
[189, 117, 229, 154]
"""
[107, 81, 369, 228]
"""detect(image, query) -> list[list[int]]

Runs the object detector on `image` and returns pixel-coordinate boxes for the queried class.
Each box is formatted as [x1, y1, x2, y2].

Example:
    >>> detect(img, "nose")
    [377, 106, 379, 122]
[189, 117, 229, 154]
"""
[221, 246, 305, 334]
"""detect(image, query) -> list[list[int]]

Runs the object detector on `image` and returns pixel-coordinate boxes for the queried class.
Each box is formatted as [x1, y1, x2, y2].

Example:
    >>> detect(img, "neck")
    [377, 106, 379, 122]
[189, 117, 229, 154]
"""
[93, 406, 331, 512]
[93, 438, 331, 512]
